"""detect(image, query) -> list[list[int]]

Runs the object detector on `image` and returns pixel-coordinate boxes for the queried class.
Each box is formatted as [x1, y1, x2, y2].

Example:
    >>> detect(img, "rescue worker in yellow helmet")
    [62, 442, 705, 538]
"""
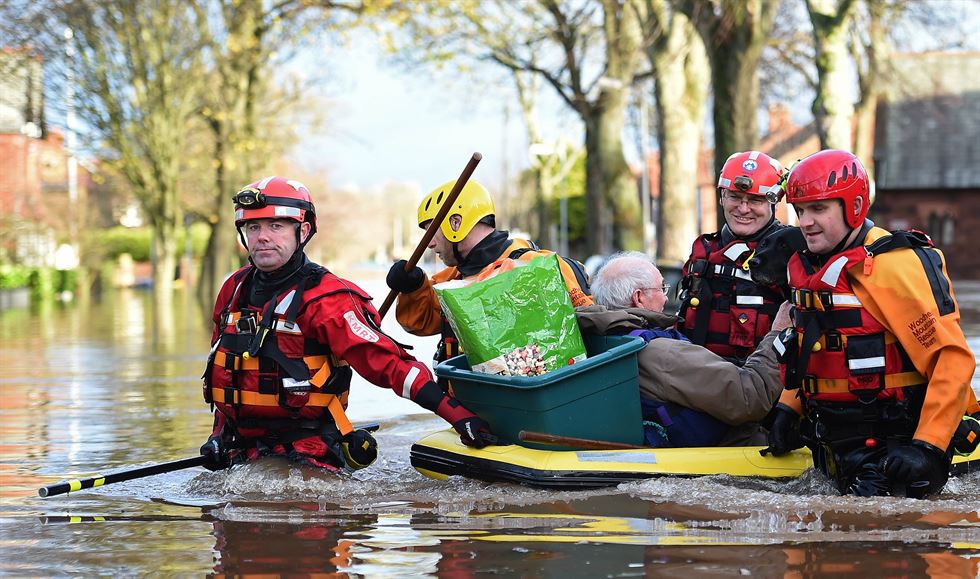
[762, 150, 980, 498]
[386, 180, 593, 391]
[200, 177, 500, 471]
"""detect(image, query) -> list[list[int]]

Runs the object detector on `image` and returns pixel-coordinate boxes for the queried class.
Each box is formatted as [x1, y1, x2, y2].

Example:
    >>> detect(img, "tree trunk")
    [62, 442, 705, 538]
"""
[600, 88, 643, 251]
[198, 129, 241, 303]
[808, 0, 857, 149]
[199, 210, 239, 303]
[682, 0, 777, 229]
[650, 9, 709, 265]
[582, 114, 608, 255]
[595, 0, 646, 253]
[152, 216, 179, 304]
[851, 0, 889, 180]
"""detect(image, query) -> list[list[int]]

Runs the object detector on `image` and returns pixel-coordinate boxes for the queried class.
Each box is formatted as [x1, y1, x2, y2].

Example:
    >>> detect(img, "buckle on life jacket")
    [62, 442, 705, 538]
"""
[816, 290, 834, 310]
[689, 259, 710, 277]
[802, 375, 818, 395]
[236, 314, 258, 335]
[282, 377, 312, 393]
[223, 386, 241, 406]
[825, 332, 843, 351]
[794, 288, 815, 310]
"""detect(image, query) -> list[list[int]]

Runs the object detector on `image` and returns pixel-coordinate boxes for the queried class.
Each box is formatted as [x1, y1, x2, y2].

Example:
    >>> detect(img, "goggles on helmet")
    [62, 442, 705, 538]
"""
[233, 188, 266, 208]
[232, 189, 314, 214]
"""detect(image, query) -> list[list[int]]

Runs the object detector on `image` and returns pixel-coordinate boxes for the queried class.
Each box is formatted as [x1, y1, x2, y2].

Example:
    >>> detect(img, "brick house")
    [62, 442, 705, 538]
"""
[870, 52, 980, 279]
[0, 48, 107, 265]
[0, 48, 46, 222]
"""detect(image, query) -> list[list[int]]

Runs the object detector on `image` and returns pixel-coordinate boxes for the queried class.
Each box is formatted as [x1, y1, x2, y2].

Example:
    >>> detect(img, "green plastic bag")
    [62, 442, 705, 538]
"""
[434, 254, 587, 376]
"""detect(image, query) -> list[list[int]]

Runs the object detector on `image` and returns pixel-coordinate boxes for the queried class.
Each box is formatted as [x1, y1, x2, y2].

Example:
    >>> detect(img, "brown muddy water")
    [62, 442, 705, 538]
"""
[1, 278, 978, 576]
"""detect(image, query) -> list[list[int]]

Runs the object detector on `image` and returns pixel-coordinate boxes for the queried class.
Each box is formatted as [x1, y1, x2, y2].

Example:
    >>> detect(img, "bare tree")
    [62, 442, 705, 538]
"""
[849, 0, 891, 173]
[807, 0, 858, 149]
[641, 0, 708, 264]
[674, 0, 778, 229]
[391, 0, 649, 255]
[513, 68, 583, 247]
[65, 0, 204, 305]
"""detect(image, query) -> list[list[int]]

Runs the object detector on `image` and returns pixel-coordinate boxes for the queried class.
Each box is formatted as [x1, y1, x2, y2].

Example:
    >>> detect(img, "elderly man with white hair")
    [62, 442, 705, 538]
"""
[576, 251, 792, 447]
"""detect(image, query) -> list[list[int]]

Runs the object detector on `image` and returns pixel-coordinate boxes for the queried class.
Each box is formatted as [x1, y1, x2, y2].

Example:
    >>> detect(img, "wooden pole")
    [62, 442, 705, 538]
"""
[518, 430, 647, 450]
[377, 152, 482, 319]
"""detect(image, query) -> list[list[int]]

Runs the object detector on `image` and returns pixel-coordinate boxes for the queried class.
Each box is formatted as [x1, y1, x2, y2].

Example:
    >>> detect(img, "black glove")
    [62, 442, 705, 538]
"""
[386, 260, 425, 294]
[452, 416, 497, 449]
[341, 429, 379, 470]
[884, 440, 949, 495]
[951, 413, 980, 456]
[760, 403, 803, 457]
[200, 435, 232, 471]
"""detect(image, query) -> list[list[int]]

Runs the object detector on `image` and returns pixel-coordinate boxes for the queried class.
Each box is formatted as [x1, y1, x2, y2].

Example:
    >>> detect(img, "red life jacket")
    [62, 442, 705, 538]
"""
[678, 231, 785, 361]
[781, 231, 930, 411]
[203, 266, 355, 438]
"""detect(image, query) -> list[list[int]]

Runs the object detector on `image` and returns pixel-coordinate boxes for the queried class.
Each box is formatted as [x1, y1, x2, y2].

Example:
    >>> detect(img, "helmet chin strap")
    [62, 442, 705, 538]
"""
[821, 223, 860, 257]
[451, 242, 465, 266]
[825, 201, 861, 255]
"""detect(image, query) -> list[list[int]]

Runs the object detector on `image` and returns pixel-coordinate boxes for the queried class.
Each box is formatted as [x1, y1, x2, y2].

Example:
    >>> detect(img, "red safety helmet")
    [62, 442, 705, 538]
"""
[717, 151, 785, 203]
[233, 176, 316, 234]
[785, 149, 869, 228]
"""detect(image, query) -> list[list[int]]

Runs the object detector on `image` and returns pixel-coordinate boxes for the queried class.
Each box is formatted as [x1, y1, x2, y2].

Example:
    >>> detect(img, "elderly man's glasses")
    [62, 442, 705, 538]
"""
[642, 283, 670, 295]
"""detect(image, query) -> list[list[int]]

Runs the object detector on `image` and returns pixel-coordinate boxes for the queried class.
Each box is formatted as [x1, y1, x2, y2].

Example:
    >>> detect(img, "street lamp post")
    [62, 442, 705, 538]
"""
[64, 28, 78, 214]
[528, 142, 569, 255]
[638, 93, 654, 256]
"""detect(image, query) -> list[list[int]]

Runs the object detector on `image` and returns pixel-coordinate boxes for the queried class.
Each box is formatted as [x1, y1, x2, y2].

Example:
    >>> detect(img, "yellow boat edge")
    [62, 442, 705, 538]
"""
[410, 429, 980, 485]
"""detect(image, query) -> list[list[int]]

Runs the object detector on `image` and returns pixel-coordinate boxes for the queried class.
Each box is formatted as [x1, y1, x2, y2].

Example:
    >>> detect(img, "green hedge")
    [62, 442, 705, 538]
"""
[0, 264, 33, 290]
[0, 265, 75, 296]
[91, 224, 211, 262]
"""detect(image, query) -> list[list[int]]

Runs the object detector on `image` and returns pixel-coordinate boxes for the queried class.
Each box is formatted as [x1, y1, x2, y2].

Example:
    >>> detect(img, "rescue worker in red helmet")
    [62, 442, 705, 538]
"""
[200, 176, 495, 471]
[677, 151, 790, 363]
[386, 179, 592, 386]
[762, 149, 980, 498]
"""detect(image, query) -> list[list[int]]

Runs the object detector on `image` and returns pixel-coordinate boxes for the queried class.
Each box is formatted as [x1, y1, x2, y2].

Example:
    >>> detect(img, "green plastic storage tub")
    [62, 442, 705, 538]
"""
[435, 334, 646, 450]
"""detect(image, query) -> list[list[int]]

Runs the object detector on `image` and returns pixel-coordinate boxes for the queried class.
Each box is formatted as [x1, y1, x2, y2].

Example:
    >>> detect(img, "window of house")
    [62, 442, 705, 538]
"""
[941, 213, 955, 245]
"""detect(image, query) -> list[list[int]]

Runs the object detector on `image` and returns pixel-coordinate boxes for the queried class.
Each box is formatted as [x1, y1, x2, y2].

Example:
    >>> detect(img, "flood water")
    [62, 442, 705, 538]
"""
[1, 276, 978, 576]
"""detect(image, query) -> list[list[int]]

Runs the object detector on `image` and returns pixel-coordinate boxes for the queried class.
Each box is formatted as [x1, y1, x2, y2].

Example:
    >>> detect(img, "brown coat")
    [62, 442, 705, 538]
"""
[576, 305, 784, 446]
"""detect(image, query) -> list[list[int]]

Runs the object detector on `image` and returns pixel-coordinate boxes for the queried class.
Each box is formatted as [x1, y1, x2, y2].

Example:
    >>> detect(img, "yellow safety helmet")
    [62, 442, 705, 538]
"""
[417, 179, 495, 242]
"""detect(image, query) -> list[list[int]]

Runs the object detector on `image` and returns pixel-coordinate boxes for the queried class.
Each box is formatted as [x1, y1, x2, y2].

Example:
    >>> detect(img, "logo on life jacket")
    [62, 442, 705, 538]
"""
[343, 311, 379, 343]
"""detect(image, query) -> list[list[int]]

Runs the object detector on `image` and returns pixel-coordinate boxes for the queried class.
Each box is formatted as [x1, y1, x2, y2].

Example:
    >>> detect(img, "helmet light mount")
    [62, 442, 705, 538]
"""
[232, 188, 266, 208]
[733, 175, 753, 192]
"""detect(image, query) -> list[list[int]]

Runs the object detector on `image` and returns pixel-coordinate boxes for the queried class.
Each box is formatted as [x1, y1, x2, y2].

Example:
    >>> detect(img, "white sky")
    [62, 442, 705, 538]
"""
[290, 31, 585, 198]
[294, 34, 515, 196]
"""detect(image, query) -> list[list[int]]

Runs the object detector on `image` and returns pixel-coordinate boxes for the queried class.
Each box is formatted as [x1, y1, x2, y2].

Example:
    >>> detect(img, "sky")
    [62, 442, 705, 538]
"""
[287, 0, 980, 202]
[290, 31, 583, 198]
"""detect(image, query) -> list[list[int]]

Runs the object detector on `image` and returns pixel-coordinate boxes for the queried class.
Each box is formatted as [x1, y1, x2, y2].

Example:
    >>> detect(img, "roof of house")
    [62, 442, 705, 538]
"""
[874, 52, 980, 190]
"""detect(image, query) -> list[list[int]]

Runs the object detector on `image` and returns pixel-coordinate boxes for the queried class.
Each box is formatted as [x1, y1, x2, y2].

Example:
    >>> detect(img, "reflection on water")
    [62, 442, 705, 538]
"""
[1, 282, 979, 576]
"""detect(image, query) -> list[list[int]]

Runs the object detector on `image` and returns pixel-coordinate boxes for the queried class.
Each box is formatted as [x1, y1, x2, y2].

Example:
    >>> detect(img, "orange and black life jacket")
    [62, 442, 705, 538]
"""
[203, 264, 355, 437]
[777, 231, 937, 441]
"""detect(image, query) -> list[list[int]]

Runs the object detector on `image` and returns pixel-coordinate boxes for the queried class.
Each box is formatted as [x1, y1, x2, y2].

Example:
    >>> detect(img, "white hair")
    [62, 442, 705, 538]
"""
[591, 251, 660, 308]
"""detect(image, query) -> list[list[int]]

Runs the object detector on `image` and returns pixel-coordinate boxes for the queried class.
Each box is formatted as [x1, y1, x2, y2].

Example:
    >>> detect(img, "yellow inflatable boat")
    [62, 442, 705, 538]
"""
[410, 429, 980, 489]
